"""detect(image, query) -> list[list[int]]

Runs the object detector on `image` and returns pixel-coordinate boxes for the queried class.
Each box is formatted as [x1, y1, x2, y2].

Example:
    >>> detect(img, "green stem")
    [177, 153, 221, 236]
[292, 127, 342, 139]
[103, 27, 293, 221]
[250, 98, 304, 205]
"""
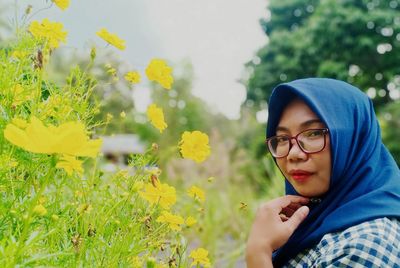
[11, 156, 56, 265]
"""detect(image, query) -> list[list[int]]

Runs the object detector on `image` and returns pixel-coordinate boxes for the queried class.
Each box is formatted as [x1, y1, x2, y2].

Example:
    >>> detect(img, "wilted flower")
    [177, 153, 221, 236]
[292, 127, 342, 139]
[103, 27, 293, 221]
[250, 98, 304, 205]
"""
[145, 59, 173, 89]
[179, 131, 211, 163]
[151, 143, 159, 151]
[96, 28, 126, 50]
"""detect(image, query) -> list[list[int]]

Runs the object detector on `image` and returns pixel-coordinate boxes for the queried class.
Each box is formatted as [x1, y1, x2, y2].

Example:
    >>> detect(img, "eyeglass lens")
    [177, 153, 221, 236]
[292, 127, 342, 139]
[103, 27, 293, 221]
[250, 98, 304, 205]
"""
[268, 129, 326, 157]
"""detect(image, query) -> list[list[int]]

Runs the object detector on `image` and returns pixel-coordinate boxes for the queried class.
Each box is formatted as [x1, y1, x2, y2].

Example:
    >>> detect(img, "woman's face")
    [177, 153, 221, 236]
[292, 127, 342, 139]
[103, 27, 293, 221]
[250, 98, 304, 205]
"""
[275, 99, 331, 197]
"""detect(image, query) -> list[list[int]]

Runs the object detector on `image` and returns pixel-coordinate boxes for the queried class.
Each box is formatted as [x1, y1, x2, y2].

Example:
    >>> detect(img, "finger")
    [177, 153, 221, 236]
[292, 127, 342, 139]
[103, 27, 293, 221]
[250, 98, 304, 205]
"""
[284, 206, 310, 233]
[268, 195, 309, 212]
[287, 203, 302, 210]
[279, 214, 289, 222]
[281, 207, 296, 217]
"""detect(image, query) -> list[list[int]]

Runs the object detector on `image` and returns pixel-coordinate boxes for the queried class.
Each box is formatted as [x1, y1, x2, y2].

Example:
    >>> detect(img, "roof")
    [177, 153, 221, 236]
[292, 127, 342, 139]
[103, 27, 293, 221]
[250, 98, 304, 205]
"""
[100, 134, 145, 154]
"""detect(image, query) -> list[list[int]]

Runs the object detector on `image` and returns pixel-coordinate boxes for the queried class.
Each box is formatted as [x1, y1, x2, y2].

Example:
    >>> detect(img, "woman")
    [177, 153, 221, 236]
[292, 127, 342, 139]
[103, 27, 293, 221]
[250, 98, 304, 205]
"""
[246, 78, 400, 267]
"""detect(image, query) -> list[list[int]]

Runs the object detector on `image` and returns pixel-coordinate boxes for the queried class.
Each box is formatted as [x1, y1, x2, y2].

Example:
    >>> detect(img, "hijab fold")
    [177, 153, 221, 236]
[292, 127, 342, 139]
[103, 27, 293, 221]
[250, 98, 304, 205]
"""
[266, 78, 400, 267]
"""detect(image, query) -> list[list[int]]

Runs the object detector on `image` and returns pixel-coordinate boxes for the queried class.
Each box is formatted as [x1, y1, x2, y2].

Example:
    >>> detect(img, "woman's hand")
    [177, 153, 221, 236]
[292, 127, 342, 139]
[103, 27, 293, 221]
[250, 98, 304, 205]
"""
[246, 195, 310, 267]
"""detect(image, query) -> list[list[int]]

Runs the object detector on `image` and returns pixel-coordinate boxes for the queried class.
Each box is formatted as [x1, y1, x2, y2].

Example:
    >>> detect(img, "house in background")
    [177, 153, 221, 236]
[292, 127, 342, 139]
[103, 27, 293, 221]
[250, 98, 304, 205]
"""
[100, 134, 146, 172]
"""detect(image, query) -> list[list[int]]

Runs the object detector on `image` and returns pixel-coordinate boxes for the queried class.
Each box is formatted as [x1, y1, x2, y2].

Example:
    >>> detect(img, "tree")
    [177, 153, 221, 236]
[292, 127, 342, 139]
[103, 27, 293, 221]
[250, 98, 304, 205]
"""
[245, 0, 400, 110]
[379, 100, 400, 166]
[243, 0, 400, 165]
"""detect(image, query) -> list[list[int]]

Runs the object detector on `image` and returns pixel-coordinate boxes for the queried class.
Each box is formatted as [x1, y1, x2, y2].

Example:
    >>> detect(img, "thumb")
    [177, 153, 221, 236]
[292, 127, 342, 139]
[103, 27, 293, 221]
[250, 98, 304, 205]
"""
[285, 206, 309, 233]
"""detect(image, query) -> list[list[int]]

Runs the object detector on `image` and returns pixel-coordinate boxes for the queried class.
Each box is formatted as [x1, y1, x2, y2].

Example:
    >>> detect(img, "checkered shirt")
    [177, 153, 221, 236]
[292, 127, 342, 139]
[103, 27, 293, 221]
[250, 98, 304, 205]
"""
[282, 217, 400, 267]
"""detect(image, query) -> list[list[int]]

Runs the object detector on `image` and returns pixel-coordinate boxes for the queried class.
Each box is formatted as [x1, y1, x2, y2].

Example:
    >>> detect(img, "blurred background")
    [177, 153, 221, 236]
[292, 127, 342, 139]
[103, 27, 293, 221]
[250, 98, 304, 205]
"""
[1, 0, 399, 266]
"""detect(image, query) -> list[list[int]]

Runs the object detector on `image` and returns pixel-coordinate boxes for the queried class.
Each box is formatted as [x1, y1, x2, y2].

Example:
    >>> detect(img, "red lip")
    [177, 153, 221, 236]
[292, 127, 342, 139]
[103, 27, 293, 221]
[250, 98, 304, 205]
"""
[289, 169, 313, 182]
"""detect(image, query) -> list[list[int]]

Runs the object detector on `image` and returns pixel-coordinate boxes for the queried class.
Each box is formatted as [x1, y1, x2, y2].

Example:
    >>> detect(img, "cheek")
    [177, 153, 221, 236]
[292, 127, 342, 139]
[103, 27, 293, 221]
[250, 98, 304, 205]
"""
[320, 151, 332, 181]
[276, 159, 288, 173]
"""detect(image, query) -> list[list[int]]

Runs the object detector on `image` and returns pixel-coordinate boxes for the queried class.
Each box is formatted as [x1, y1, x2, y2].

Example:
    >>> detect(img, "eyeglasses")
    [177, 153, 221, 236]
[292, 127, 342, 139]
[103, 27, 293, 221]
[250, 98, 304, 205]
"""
[266, 128, 329, 158]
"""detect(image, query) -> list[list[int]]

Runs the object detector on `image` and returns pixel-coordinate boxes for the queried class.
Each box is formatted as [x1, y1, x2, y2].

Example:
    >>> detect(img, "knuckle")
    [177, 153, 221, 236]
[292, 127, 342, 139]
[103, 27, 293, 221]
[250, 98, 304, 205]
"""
[257, 203, 272, 213]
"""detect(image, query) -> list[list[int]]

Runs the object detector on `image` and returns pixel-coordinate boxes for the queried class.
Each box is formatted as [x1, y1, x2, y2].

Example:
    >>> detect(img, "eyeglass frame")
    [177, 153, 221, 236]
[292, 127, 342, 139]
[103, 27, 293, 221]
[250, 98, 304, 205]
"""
[265, 128, 330, 158]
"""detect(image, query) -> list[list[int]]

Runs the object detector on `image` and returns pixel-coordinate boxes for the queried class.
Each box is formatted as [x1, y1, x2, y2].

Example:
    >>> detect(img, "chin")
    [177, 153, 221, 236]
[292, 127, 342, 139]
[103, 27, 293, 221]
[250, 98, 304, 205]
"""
[295, 187, 325, 198]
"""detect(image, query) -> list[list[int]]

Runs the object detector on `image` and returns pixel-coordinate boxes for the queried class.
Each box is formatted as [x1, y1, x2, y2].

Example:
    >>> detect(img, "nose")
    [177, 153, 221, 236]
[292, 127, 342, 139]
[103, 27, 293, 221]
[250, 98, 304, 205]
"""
[287, 138, 307, 161]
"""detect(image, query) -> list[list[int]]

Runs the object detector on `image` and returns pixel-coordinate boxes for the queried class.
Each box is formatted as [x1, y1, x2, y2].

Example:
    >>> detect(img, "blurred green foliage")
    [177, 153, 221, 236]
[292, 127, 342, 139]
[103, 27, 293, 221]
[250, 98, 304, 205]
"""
[380, 101, 400, 165]
[244, 0, 400, 165]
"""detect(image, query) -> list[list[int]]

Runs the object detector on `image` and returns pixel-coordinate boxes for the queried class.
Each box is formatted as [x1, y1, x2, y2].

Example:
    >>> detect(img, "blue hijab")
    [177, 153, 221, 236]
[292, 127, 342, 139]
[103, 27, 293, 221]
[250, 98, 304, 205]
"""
[267, 78, 400, 267]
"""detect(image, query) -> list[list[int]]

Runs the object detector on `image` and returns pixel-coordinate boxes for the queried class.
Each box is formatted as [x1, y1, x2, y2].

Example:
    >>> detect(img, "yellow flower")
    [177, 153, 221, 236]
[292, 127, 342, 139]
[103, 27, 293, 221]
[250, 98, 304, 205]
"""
[33, 204, 47, 216]
[186, 216, 197, 227]
[96, 28, 126, 50]
[51, 214, 59, 221]
[156, 211, 184, 231]
[131, 256, 143, 268]
[76, 203, 92, 214]
[124, 71, 141, 84]
[146, 258, 168, 268]
[151, 143, 159, 151]
[11, 117, 28, 129]
[146, 167, 162, 177]
[179, 131, 211, 163]
[189, 248, 211, 268]
[187, 186, 205, 203]
[140, 181, 176, 209]
[37, 95, 73, 119]
[11, 84, 35, 106]
[9, 159, 18, 167]
[4, 116, 102, 157]
[0, 155, 18, 169]
[29, 19, 67, 48]
[39, 196, 46, 204]
[132, 181, 144, 192]
[239, 202, 248, 210]
[11, 50, 28, 60]
[106, 113, 113, 123]
[105, 63, 117, 76]
[52, 0, 70, 10]
[146, 104, 167, 133]
[119, 111, 126, 119]
[56, 155, 84, 175]
[145, 59, 174, 89]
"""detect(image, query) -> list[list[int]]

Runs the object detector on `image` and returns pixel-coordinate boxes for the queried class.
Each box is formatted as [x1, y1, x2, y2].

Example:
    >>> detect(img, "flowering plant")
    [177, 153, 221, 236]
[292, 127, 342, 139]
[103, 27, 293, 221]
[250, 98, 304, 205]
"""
[0, 2, 211, 267]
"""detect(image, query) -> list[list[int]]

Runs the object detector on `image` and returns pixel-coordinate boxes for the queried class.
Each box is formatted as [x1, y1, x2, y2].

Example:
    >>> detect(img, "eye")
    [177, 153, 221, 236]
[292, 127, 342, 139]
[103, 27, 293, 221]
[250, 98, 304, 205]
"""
[305, 130, 324, 137]
[276, 136, 289, 143]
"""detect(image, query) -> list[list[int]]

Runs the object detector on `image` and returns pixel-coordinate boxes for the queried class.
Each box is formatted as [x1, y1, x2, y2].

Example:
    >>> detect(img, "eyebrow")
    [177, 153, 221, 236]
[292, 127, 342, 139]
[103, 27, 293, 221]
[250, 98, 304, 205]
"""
[276, 119, 324, 132]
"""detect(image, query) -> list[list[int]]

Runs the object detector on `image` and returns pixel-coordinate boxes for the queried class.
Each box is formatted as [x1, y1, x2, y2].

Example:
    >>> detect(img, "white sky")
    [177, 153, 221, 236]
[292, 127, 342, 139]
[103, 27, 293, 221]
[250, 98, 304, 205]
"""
[4, 0, 267, 119]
